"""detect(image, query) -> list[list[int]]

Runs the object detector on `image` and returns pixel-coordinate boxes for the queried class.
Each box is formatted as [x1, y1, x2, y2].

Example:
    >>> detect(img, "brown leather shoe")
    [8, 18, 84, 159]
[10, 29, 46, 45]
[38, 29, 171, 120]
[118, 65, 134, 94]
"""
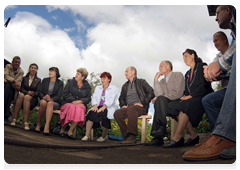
[121, 135, 136, 144]
[183, 135, 236, 161]
[194, 135, 212, 148]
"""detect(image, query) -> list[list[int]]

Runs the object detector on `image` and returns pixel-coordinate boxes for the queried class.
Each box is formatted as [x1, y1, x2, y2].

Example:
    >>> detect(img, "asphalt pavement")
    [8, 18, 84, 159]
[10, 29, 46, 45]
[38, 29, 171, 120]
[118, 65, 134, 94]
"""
[4, 124, 236, 166]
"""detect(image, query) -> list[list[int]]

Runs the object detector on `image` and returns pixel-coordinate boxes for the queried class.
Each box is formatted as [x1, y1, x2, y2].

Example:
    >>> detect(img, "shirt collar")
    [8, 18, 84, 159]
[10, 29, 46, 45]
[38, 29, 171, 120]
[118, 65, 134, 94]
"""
[165, 71, 172, 83]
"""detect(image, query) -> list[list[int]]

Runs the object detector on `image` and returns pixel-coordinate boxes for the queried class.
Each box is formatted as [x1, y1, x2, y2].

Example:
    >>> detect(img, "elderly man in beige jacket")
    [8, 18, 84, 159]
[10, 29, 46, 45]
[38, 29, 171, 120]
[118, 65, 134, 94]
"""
[145, 60, 185, 146]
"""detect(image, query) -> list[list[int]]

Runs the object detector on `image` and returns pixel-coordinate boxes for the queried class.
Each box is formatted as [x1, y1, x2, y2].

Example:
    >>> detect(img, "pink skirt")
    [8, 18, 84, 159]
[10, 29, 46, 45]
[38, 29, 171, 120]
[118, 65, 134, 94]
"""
[60, 103, 86, 127]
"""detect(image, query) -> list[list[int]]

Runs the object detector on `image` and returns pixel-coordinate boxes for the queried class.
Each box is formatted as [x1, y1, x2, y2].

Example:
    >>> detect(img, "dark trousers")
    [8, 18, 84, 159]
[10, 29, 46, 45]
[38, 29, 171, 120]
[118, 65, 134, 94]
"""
[151, 96, 180, 135]
[114, 105, 145, 137]
[4, 82, 15, 119]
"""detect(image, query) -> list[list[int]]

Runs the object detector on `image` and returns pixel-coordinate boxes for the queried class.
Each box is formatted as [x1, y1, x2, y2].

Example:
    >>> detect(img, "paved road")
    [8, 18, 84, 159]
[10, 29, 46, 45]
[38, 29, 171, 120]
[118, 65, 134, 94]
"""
[4, 125, 236, 165]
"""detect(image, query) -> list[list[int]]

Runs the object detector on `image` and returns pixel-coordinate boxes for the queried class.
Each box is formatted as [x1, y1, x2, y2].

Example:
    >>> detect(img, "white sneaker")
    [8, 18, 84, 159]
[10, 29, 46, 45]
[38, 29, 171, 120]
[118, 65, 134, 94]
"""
[96, 136, 108, 142]
[81, 136, 90, 141]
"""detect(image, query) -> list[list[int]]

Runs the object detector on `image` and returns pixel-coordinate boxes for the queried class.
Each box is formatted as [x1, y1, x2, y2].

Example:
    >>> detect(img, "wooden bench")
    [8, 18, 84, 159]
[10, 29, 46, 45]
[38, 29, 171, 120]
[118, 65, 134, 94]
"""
[90, 115, 152, 143]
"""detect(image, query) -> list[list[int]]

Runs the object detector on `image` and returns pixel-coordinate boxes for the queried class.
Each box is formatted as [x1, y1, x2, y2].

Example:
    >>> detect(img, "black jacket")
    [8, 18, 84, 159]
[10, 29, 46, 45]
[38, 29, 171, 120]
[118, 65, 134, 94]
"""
[184, 62, 213, 98]
[20, 74, 41, 109]
[119, 77, 154, 114]
[60, 78, 91, 108]
[38, 77, 63, 103]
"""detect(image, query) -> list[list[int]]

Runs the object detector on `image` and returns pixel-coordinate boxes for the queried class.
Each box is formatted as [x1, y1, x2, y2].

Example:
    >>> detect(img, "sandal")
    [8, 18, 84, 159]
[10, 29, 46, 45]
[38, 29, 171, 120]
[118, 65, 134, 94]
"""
[24, 122, 30, 131]
[10, 119, 17, 126]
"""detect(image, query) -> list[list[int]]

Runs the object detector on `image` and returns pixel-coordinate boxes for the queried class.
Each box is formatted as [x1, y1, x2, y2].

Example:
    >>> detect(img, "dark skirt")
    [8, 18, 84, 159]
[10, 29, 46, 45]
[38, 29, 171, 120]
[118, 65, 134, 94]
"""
[169, 97, 204, 127]
[86, 106, 111, 129]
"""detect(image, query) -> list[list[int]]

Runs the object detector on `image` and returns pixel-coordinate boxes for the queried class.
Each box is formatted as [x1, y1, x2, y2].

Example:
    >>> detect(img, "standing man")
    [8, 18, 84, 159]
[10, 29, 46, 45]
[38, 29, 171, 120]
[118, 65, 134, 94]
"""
[114, 66, 154, 144]
[202, 31, 229, 131]
[183, 5, 236, 160]
[145, 61, 185, 146]
[4, 56, 24, 123]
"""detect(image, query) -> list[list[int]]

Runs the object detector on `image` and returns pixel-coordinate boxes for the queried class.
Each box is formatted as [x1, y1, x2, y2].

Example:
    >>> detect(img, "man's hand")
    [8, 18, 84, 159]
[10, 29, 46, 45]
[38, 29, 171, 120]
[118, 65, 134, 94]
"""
[204, 61, 222, 81]
[122, 105, 128, 109]
[151, 98, 157, 104]
[154, 71, 163, 81]
[134, 103, 143, 107]
[13, 80, 20, 91]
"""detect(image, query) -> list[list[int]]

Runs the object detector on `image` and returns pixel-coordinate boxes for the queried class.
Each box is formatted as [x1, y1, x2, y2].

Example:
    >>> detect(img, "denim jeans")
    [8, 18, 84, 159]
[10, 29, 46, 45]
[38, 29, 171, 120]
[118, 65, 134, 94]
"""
[202, 88, 226, 131]
[212, 51, 236, 142]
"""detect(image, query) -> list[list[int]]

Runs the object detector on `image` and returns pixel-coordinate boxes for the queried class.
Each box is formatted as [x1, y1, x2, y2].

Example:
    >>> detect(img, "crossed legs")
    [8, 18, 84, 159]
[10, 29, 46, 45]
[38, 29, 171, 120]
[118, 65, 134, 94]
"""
[172, 111, 197, 142]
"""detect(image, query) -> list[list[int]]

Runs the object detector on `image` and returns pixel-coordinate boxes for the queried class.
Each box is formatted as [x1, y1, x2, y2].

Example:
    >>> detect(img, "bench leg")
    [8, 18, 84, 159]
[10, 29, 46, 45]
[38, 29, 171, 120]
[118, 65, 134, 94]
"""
[141, 118, 147, 143]
[90, 129, 94, 140]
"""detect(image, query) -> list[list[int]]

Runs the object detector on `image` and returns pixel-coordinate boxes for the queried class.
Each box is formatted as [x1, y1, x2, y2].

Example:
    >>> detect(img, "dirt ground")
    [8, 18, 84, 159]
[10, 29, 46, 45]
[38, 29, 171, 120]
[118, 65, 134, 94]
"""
[4, 124, 236, 167]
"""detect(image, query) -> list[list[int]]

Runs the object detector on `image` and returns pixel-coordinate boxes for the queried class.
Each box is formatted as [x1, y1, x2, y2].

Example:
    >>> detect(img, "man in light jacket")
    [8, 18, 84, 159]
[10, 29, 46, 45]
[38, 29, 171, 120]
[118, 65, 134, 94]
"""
[145, 60, 185, 146]
[4, 56, 24, 123]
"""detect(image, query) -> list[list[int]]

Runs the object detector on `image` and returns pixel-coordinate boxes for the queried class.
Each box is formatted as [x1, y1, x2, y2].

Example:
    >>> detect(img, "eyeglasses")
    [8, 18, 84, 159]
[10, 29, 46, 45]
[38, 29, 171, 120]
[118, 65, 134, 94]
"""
[216, 8, 226, 17]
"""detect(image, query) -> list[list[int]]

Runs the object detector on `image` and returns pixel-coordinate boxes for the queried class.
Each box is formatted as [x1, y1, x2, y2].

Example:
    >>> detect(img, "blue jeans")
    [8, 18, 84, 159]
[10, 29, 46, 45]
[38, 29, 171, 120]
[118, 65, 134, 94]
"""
[202, 88, 226, 131]
[212, 51, 236, 142]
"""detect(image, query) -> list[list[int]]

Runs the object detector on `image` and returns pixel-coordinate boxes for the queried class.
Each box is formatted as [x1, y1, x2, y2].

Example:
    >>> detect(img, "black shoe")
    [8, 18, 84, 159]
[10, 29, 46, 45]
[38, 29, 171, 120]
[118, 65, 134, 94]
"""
[151, 126, 168, 138]
[68, 134, 76, 140]
[43, 132, 49, 136]
[163, 137, 184, 148]
[35, 130, 40, 133]
[145, 137, 164, 146]
[60, 133, 65, 137]
[184, 136, 199, 146]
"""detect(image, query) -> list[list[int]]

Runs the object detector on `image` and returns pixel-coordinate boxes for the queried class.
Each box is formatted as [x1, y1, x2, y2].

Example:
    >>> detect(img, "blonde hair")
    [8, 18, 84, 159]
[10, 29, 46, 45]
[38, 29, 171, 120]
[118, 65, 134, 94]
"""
[77, 68, 88, 80]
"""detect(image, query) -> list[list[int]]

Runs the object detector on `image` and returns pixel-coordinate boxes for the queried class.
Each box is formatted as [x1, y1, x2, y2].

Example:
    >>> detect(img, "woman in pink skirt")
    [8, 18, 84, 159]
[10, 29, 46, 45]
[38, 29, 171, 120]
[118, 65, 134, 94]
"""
[59, 68, 91, 140]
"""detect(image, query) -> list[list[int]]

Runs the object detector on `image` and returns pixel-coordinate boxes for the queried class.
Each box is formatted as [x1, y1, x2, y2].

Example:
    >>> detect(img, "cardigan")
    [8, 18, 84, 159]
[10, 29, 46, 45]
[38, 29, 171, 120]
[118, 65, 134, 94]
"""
[154, 72, 185, 100]
[60, 78, 91, 108]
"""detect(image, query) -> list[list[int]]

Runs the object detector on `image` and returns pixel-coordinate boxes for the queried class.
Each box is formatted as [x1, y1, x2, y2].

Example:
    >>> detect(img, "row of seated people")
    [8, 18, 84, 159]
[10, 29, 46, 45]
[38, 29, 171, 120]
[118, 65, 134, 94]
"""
[5, 46, 217, 147]
[4, 5, 236, 161]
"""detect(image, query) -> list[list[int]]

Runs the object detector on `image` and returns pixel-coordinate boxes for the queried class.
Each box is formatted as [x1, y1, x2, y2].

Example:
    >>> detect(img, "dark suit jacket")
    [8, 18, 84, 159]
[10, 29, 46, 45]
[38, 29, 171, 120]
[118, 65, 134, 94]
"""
[183, 62, 213, 98]
[20, 75, 41, 109]
[38, 77, 63, 103]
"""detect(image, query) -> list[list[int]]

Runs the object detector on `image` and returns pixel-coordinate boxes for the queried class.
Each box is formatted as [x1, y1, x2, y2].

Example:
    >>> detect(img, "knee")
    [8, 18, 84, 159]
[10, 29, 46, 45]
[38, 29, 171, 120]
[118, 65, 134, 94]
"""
[24, 94, 32, 101]
[18, 93, 25, 99]
[47, 101, 54, 108]
[114, 109, 122, 119]
[39, 100, 47, 107]
[202, 95, 210, 107]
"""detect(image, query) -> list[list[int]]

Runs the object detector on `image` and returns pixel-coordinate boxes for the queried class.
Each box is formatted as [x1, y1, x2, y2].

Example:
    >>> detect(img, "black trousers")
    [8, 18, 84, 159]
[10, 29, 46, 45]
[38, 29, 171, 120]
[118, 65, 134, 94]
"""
[151, 96, 180, 135]
[4, 82, 15, 119]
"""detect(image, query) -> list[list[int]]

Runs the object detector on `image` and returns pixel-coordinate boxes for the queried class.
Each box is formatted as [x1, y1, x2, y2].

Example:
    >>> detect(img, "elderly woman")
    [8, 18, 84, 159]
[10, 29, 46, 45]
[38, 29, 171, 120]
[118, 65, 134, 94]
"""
[10, 63, 41, 130]
[81, 72, 119, 142]
[59, 68, 91, 140]
[163, 49, 213, 148]
[35, 67, 63, 135]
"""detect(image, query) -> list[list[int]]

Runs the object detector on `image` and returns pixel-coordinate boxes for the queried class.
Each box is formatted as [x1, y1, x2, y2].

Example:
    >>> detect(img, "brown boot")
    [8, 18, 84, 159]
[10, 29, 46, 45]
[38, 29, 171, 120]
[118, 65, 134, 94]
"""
[121, 135, 136, 144]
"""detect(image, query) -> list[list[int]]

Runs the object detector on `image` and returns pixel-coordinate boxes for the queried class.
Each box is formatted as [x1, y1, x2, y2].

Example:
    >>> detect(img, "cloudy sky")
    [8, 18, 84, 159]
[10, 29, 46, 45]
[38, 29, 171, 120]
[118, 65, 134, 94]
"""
[3, 3, 235, 119]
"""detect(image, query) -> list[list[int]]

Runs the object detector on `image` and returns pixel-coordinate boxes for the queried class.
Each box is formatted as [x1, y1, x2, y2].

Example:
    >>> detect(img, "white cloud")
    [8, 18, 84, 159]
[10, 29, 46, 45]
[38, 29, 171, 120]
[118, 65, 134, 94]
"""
[4, 6, 233, 91]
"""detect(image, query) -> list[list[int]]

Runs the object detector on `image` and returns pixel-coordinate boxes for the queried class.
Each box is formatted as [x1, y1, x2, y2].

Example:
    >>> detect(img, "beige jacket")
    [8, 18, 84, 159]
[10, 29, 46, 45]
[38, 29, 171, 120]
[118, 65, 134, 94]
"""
[4, 64, 24, 102]
[154, 72, 185, 100]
